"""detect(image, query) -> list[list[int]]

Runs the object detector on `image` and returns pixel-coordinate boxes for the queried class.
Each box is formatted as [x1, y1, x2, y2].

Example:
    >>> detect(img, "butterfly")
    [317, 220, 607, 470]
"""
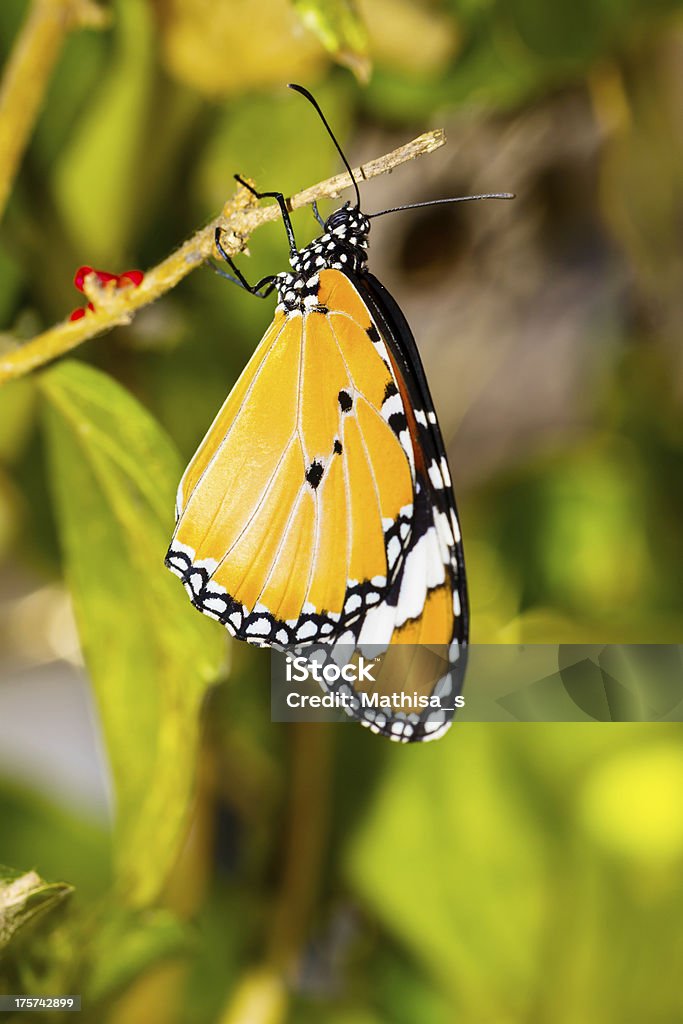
[166, 85, 512, 742]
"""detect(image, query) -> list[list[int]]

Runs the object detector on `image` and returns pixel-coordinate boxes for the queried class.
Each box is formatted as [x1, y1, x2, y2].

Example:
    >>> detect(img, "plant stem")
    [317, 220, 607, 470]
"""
[267, 723, 333, 973]
[218, 723, 334, 1024]
[0, 0, 109, 222]
[0, 129, 446, 386]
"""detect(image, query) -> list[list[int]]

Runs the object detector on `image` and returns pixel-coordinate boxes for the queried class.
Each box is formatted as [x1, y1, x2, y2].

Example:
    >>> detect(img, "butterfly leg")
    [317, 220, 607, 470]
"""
[234, 174, 297, 254]
[311, 200, 325, 228]
[213, 228, 276, 298]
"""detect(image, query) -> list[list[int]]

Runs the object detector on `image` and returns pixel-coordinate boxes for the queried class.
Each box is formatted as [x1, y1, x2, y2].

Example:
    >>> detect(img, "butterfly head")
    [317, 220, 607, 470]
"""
[324, 201, 371, 239]
[298, 202, 371, 272]
[276, 203, 371, 312]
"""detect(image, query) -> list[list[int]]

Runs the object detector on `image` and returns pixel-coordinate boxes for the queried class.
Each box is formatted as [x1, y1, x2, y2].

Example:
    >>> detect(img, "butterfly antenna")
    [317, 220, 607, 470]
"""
[288, 83, 361, 209]
[368, 193, 515, 218]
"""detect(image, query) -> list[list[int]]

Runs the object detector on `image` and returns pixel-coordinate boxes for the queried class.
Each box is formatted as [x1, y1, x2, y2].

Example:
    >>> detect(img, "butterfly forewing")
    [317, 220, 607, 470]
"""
[166, 269, 415, 647]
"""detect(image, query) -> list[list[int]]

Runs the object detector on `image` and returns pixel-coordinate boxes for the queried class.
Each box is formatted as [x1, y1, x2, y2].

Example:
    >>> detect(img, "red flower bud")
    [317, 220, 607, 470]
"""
[69, 301, 96, 321]
[93, 270, 118, 286]
[71, 265, 143, 320]
[74, 266, 93, 292]
[119, 269, 144, 288]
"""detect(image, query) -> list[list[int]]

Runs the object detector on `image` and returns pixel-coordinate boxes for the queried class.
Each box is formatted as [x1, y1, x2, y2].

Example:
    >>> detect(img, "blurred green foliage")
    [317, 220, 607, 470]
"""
[1, 0, 683, 1022]
[41, 361, 224, 906]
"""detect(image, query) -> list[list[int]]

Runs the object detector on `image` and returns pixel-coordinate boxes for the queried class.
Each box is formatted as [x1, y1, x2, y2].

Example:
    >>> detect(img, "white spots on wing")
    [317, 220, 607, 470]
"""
[427, 459, 445, 490]
[414, 408, 427, 427]
[357, 600, 397, 646]
[296, 620, 318, 641]
[175, 481, 184, 518]
[189, 571, 204, 593]
[435, 510, 454, 548]
[434, 672, 453, 699]
[422, 710, 447, 737]
[166, 556, 186, 579]
[395, 527, 446, 628]
[450, 509, 461, 543]
[195, 556, 219, 574]
[382, 392, 403, 418]
[169, 539, 195, 560]
[399, 430, 414, 472]
[434, 509, 455, 563]
[387, 535, 401, 570]
[246, 617, 271, 637]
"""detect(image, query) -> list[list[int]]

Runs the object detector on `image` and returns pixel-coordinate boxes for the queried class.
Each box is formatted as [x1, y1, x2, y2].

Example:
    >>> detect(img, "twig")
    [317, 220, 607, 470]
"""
[0, 129, 446, 386]
[0, 0, 109, 222]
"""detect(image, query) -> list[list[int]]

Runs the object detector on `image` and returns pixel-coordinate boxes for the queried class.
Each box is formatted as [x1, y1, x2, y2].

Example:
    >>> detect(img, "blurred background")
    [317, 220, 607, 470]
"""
[1, 0, 683, 1021]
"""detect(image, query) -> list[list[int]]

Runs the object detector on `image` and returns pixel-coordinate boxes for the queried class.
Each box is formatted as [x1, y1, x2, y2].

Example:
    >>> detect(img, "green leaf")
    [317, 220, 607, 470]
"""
[52, 0, 154, 263]
[293, 0, 371, 82]
[0, 866, 73, 952]
[86, 908, 192, 1003]
[344, 731, 548, 1018]
[0, 377, 36, 462]
[40, 361, 224, 907]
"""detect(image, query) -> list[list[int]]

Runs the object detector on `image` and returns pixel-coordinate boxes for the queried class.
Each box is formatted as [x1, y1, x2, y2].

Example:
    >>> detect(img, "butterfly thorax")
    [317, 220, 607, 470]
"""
[275, 203, 370, 313]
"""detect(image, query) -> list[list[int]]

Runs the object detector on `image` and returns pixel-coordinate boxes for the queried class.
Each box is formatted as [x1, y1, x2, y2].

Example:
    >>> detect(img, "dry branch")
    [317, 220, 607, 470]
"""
[0, 129, 445, 385]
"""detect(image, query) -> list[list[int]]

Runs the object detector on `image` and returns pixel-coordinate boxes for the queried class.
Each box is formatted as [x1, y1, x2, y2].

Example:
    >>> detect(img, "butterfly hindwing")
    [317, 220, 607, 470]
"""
[306, 271, 468, 741]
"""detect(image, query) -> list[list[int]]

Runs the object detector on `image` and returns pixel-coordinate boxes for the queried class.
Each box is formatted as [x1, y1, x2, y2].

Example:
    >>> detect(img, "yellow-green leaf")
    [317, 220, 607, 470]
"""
[86, 909, 192, 1003]
[293, 0, 371, 82]
[0, 866, 73, 951]
[40, 361, 225, 907]
[53, 0, 154, 263]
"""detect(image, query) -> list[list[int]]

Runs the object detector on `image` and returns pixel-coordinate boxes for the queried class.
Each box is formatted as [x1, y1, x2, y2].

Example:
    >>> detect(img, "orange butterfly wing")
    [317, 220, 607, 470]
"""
[166, 269, 414, 646]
